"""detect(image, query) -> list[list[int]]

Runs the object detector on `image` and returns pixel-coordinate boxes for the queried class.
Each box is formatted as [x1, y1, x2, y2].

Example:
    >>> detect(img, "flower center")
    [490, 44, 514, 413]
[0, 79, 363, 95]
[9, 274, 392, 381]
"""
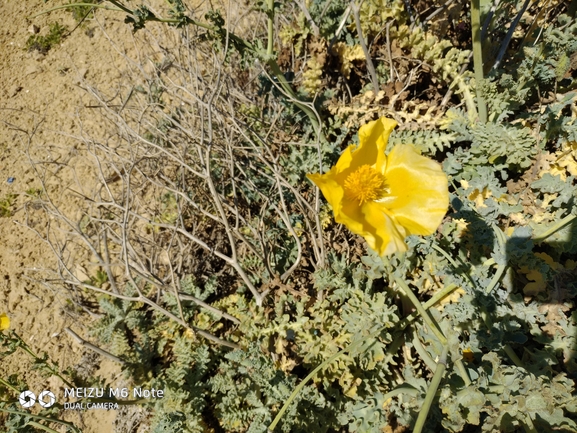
[344, 165, 387, 204]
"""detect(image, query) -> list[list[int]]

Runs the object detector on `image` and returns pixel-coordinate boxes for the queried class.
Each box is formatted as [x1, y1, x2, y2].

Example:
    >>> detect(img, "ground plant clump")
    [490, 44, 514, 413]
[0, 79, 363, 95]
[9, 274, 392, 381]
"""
[1, 0, 577, 432]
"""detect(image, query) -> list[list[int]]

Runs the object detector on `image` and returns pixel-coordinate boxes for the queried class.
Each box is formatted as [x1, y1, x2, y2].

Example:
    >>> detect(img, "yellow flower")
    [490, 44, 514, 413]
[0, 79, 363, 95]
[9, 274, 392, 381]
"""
[0, 313, 10, 330]
[462, 348, 475, 362]
[307, 117, 449, 256]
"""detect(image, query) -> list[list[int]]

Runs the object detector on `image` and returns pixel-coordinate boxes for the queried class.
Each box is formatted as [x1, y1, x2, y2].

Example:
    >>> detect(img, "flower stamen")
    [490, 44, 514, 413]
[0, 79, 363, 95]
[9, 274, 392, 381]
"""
[344, 165, 387, 204]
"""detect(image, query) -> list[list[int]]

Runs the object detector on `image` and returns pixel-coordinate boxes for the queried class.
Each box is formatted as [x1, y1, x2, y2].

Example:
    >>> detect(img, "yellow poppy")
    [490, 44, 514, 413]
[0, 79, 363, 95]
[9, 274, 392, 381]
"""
[307, 117, 449, 256]
[0, 313, 10, 330]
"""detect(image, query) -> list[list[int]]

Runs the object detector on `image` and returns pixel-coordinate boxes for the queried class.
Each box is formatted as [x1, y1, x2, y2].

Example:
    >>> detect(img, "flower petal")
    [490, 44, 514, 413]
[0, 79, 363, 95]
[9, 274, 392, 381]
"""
[332, 145, 355, 176]
[335, 196, 367, 236]
[384, 144, 449, 235]
[337, 200, 407, 256]
[306, 172, 345, 216]
[0, 313, 10, 331]
[311, 144, 357, 193]
[362, 202, 408, 255]
[356, 117, 398, 172]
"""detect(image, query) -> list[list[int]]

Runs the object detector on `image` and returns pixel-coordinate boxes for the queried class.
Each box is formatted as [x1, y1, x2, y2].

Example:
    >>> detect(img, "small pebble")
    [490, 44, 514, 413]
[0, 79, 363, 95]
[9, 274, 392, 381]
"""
[7, 177, 15, 184]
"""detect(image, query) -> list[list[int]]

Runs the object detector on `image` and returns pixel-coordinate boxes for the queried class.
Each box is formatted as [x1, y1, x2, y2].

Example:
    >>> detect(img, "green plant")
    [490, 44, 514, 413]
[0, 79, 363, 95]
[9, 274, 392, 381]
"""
[26, 22, 67, 54]
[0, 330, 80, 433]
[0, 194, 16, 217]
[24, 0, 577, 431]
[66, 0, 99, 22]
[25, 188, 43, 199]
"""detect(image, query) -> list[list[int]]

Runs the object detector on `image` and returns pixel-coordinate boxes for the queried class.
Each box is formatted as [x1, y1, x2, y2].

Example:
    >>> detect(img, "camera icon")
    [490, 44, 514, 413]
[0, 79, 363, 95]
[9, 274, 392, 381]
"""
[18, 390, 56, 408]
[18, 390, 35, 408]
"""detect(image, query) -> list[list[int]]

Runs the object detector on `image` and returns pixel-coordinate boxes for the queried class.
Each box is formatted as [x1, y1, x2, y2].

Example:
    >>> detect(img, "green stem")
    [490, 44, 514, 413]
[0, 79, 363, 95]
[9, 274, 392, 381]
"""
[422, 284, 458, 310]
[430, 242, 460, 268]
[9, 332, 74, 388]
[0, 408, 81, 433]
[29, 3, 123, 18]
[268, 338, 367, 432]
[485, 224, 507, 295]
[382, 384, 420, 400]
[395, 284, 458, 331]
[392, 278, 471, 386]
[0, 377, 20, 394]
[266, 59, 325, 142]
[532, 214, 576, 244]
[26, 421, 61, 433]
[423, 240, 478, 294]
[454, 358, 472, 386]
[412, 332, 437, 372]
[484, 261, 507, 295]
[267, 0, 274, 57]
[470, 0, 487, 122]
[413, 345, 449, 433]
[479, 227, 527, 369]
[104, 0, 133, 15]
[261, 0, 323, 139]
[394, 278, 447, 345]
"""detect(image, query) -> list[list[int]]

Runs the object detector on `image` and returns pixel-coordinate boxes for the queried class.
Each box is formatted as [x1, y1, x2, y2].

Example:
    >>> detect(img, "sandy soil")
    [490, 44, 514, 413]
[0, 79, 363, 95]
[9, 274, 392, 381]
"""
[0, 1, 181, 431]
